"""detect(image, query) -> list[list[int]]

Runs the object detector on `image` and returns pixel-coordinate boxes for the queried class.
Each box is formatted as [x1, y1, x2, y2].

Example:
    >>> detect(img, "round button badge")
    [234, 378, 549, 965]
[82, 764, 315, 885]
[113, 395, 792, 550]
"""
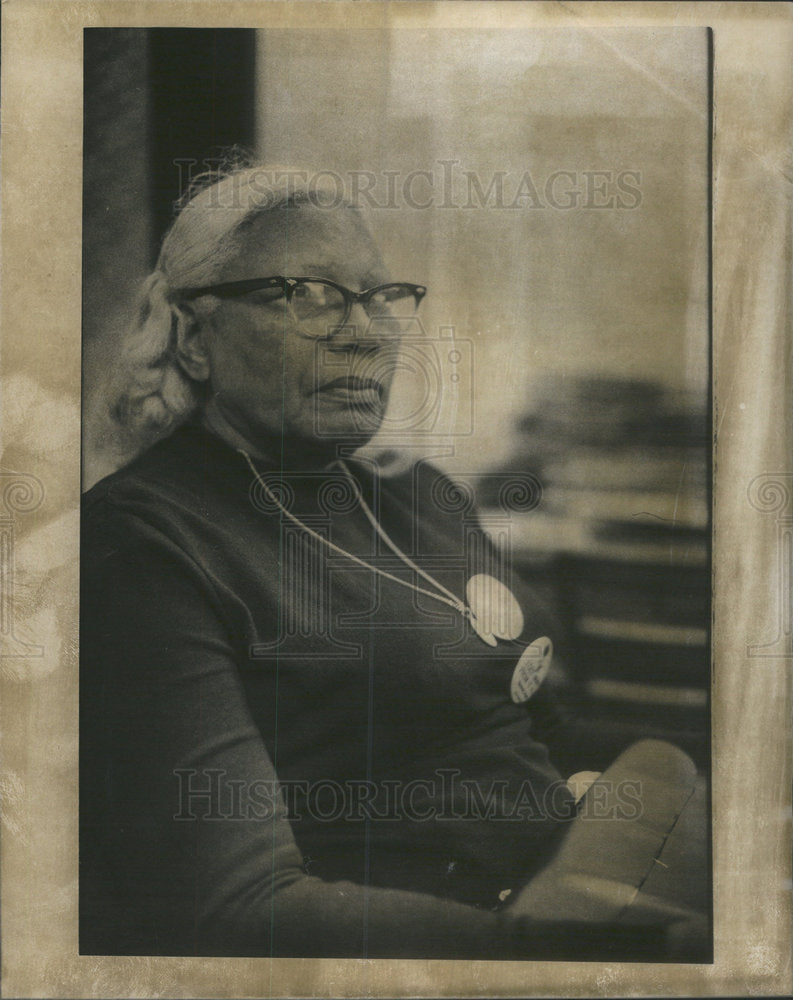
[510, 637, 553, 703]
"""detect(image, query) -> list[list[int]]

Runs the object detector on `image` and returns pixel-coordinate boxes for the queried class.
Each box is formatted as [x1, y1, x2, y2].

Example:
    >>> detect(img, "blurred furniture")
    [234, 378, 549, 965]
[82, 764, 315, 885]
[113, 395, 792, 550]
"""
[478, 375, 710, 765]
[553, 549, 709, 765]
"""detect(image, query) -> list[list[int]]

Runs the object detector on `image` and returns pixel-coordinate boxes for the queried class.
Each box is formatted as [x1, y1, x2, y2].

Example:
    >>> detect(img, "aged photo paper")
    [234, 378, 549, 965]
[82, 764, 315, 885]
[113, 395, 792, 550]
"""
[2, 1, 791, 997]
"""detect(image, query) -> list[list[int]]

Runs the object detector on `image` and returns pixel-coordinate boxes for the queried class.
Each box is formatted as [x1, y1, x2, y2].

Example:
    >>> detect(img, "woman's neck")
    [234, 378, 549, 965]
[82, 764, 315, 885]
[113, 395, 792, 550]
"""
[200, 399, 342, 471]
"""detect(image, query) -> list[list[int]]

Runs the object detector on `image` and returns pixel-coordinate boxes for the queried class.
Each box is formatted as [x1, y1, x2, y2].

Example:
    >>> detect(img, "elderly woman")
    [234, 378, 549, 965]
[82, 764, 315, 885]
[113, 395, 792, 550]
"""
[80, 166, 707, 959]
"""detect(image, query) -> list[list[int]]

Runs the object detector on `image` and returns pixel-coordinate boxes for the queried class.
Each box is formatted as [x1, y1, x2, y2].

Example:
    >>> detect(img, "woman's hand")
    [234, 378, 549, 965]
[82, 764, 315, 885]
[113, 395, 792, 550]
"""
[566, 770, 602, 802]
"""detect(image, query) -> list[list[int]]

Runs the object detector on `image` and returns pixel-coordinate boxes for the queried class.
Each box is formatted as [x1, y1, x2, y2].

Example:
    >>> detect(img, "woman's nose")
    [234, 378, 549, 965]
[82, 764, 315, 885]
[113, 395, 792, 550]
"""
[348, 301, 373, 336]
[327, 302, 374, 349]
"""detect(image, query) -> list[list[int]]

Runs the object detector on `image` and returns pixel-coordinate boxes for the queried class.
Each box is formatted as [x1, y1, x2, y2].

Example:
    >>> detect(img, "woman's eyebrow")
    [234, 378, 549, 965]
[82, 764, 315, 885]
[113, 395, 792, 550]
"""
[362, 271, 390, 288]
[295, 262, 333, 276]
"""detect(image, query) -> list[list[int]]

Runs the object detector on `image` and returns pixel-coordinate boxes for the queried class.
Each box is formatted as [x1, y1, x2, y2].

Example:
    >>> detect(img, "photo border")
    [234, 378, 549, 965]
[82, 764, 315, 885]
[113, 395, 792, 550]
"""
[2, 2, 791, 996]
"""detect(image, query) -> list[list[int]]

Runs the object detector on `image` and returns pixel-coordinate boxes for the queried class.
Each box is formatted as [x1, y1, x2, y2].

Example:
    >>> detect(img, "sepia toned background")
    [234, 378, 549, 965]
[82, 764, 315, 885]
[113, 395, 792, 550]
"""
[2, 1, 792, 997]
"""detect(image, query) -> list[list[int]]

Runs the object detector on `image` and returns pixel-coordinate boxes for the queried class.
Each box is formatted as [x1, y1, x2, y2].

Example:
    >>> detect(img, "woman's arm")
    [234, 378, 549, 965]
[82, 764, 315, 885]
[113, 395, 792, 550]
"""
[80, 501, 514, 958]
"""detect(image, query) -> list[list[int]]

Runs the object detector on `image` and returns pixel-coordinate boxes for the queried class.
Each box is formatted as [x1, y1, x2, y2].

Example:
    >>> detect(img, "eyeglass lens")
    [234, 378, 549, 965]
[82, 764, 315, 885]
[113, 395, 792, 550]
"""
[289, 281, 420, 338]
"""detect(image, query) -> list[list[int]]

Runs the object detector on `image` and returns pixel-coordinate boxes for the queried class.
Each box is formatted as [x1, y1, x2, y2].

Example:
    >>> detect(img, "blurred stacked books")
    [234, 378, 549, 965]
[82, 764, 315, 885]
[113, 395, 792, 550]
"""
[477, 374, 710, 763]
[478, 373, 708, 565]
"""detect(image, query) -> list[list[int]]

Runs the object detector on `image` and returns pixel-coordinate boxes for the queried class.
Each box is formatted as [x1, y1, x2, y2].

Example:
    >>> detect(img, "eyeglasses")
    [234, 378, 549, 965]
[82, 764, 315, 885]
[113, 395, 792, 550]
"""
[179, 275, 427, 340]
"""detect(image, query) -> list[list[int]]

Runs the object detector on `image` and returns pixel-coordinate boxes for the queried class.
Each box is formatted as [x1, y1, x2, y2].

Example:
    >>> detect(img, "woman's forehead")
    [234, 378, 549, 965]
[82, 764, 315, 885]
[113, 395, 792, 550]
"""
[220, 203, 386, 284]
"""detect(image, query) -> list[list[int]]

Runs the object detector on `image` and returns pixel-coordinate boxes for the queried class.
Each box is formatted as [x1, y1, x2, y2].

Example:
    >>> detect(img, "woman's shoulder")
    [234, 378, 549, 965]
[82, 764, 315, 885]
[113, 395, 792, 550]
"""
[84, 429, 185, 519]
[85, 423, 237, 507]
[81, 453, 182, 562]
[81, 422, 243, 554]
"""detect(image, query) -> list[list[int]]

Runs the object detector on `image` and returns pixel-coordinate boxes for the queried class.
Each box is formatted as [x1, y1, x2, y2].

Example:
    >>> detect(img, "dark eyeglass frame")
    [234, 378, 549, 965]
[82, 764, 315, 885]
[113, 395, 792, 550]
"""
[178, 275, 427, 339]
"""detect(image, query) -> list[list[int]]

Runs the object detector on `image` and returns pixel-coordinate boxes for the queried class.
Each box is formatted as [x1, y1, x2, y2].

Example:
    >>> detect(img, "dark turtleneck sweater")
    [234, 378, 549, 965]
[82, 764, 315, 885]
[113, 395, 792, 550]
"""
[79, 422, 650, 959]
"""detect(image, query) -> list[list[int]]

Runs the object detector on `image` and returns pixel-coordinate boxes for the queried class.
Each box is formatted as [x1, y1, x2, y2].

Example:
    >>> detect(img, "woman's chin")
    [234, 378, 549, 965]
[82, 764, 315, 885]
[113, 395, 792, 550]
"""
[308, 399, 386, 443]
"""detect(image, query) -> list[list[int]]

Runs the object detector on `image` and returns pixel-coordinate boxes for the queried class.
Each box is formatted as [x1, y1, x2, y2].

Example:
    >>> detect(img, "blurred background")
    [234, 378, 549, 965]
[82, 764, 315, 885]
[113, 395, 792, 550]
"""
[83, 25, 710, 760]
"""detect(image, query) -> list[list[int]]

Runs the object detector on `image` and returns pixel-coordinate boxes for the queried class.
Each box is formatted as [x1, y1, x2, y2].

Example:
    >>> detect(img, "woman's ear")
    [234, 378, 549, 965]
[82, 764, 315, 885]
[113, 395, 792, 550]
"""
[174, 305, 211, 382]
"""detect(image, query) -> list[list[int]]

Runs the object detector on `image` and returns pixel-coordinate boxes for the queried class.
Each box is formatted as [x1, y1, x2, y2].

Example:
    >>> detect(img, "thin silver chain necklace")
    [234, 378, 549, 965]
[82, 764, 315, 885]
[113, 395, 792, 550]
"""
[240, 449, 558, 701]
[240, 449, 489, 635]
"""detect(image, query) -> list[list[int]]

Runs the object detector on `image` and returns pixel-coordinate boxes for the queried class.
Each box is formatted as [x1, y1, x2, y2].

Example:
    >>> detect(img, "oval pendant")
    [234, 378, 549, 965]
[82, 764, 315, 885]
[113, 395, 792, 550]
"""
[466, 574, 524, 642]
[510, 637, 553, 703]
[470, 616, 498, 646]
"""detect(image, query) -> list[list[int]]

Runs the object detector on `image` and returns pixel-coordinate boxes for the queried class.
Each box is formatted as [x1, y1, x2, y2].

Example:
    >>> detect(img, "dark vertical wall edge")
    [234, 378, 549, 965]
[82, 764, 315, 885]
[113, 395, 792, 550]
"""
[147, 28, 257, 259]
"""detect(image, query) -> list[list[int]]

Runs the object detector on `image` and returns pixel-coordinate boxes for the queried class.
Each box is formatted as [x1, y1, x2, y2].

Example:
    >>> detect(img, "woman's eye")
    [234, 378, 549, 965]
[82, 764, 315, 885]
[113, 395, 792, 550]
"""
[247, 289, 286, 308]
[293, 284, 324, 303]
[369, 292, 395, 315]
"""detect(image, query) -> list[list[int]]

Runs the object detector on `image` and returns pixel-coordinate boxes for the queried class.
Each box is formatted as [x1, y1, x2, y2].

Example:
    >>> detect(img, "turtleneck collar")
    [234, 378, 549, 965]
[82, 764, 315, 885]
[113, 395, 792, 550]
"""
[196, 407, 354, 474]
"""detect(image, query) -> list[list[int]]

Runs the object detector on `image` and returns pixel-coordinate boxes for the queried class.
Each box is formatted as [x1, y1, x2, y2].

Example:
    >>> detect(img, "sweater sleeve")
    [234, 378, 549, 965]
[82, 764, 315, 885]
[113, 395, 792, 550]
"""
[79, 497, 678, 960]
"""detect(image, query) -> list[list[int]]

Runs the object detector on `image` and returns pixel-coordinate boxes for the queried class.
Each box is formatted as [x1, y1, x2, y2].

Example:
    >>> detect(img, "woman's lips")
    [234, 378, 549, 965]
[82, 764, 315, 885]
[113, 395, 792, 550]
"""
[317, 377, 384, 406]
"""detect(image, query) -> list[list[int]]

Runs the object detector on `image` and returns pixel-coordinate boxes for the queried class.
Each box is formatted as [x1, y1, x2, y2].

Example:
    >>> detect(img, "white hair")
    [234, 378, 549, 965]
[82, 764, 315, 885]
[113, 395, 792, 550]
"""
[111, 163, 357, 454]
